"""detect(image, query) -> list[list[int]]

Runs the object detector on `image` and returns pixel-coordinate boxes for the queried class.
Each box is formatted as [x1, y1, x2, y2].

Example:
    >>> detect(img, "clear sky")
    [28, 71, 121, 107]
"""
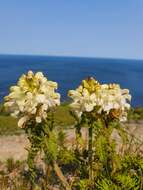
[0, 0, 143, 59]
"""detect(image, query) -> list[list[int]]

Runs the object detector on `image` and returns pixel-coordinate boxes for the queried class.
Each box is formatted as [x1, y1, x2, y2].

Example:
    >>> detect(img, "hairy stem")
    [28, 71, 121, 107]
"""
[88, 124, 93, 181]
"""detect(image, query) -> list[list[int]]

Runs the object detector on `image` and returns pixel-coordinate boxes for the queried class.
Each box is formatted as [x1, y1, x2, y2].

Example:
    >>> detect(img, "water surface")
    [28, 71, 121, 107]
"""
[0, 55, 142, 107]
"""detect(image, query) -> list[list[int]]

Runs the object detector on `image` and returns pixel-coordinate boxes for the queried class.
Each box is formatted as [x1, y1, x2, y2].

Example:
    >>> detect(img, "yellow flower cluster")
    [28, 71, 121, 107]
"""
[68, 77, 131, 121]
[4, 71, 60, 128]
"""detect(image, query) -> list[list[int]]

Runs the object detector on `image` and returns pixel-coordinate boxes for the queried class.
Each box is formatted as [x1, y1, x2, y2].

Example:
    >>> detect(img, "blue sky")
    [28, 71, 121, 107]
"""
[0, 0, 143, 59]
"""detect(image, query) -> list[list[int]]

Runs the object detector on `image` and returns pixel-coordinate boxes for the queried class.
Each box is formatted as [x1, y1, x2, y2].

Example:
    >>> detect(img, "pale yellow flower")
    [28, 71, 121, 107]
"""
[68, 77, 131, 122]
[4, 71, 60, 128]
[98, 84, 131, 121]
[68, 77, 100, 117]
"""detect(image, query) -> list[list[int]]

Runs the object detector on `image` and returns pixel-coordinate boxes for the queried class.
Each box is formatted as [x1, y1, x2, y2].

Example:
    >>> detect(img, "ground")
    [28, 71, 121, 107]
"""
[0, 121, 142, 162]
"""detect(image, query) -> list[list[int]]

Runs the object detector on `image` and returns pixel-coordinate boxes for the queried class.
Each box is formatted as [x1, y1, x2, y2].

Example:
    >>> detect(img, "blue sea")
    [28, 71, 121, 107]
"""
[0, 54, 143, 107]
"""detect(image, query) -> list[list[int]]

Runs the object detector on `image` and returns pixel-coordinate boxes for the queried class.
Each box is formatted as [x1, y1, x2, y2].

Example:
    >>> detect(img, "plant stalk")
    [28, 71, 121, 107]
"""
[88, 124, 93, 181]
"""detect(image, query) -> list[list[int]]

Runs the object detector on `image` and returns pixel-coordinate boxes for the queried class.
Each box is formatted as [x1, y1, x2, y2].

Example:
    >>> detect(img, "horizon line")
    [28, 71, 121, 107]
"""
[0, 53, 143, 62]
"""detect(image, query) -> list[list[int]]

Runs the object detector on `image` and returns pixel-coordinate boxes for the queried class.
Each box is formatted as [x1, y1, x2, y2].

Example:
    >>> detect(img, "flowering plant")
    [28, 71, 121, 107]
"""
[68, 77, 132, 187]
[4, 71, 72, 189]
[68, 77, 131, 122]
[4, 71, 60, 128]
[4, 73, 142, 190]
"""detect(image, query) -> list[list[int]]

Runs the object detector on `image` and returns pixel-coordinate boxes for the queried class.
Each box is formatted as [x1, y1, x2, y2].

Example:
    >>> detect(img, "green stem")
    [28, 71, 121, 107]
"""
[27, 145, 38, 185]
[88, 123, 93, 181]
[75, 123, 82, 149]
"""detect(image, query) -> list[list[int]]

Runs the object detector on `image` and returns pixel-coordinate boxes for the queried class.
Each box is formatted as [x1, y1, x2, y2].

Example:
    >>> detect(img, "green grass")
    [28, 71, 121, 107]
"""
[128, 107, 143, 121]
[0, 103, 75, 135]
[0, 116, 20, 135]
[53, 102, 75, 126]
